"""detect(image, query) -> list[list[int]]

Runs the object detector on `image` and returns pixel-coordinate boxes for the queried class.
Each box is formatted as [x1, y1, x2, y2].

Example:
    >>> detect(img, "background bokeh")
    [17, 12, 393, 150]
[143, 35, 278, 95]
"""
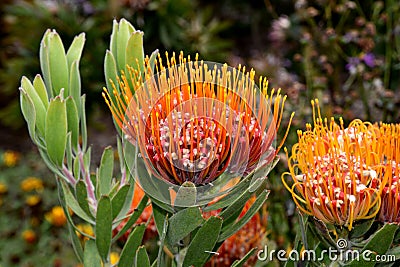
[1, 0, 399, 266]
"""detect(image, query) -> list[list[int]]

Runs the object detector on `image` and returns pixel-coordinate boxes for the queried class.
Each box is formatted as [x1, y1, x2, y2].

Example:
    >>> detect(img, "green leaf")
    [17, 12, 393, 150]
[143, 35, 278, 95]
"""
[349, 219, 375, 239]
[156, 213, 168, 267]
[69, 60, 82, 114]
[19, 89, 37, 143]
[98, 146, 114, 196]
[113, 195, 149, 242]
[39, 29, 52, 97]
[231, 247, 258, 267]
[48, 30, 69, 96]
[348, 223, 398, 267]
[117, 19, 135, 72]
[45, 97, 67, 166]
[202, 176, 253, 212]
[21, 76, 47, 136]
[66, 32, 85, 71]
[135, 246, 150, 267]
[166, 207, 204, 246]
[33, 74, 49, 109]
[60, 179, 94, 223]
[111, 184, 130, 219]
[119, 224, 146, 267]
[126, 31, 144, 73]
[110, 19, 119, 59]
[183, 216, 223, 267]
[75, 180, 94, 219]
[219, 190, 269, 241]
[96, 196, 113, 262]
[66, 97, 79, 151]
[104, 51, 119, 97]
[80, 95, 87, 151]
[219, 182, 254, 222]
[174, 181, 197, 207]
[385, 245, 400, 261]
[148, 49, 159, 73]
[67, 221, 84, 263]
[84, 239, 102, 267]
[152, 203, 169, 237]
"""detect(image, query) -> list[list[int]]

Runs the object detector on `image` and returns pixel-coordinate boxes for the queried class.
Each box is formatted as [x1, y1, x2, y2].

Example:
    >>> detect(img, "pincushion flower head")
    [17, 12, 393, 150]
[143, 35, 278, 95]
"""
[377, 123, 400, 223]
[283, 100, 383, 230]
[104, 52, 292, 205]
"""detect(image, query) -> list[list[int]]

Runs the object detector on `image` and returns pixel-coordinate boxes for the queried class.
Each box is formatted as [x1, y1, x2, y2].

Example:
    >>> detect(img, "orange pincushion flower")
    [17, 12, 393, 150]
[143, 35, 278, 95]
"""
[377, 123, 400, 223]
[283, 100, 384, 230]
[104, 52, 292, 186]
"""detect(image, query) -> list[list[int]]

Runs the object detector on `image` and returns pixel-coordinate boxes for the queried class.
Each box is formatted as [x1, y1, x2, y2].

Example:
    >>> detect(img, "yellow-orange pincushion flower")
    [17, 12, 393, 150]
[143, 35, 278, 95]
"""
[283, 100, 383, 230]
[377, 123, 400, 223]
[104, 52, 292, 186]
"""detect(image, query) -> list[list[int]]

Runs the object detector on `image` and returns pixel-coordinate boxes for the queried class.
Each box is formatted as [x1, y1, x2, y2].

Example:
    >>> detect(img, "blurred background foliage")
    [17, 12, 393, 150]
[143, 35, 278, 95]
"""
[1, 0, 399, 266]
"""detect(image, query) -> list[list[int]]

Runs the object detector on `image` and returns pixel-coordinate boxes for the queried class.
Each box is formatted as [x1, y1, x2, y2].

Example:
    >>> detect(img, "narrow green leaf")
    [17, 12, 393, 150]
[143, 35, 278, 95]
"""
[98, 146, 114, 196]
[66, 32, 85, 71]
[65, 132, 73, 169]
[45, 97, 67, 166]
[156, 213, 168, 267]
[349, 219, 375, 239]
[119, 224, 146, 267]
[166, 207, 204, 246]
[219, 187, 251, 222]
[21, 76, 47, 136]
[126, 31, 144, 73]
[67, 221, 84, 263]
[39, 29, 52, 97]
[115, 174, 135, 221]
[148, 49, 159, 73]
[348, 223, 398, 267]
[183, 216, 223, 267]
[231, 248, 258, 267]
[73, 155, 81, 180]
[60, 179, 94, 223]
[48, 30, 69, 96]
[96, 196, 113, 262]
[219, 190, 269, 241]
[152, 203, 169, 237]
[202, 177, 252, 212]
[33, 74, 49, 109]
[117, 19, 135, 72]
[19, 89, 37, 143]
[112, 195, 148, 242]
[69, 60, 82, 114]
[111, 184, 130, 219]
[80, 95, 87, 151]
[84, 239, 102, 267]
[110, 19, 119, 58]
[135, 246, 150, 267]
[104, 50, 119, 94]
[75, 180, 94, 219]
[66, 97, 79, 151]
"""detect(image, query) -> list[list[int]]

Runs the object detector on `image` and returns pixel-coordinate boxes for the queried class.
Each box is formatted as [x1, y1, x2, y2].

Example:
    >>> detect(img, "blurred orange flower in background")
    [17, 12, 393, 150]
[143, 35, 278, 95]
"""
[2, 150, 21, 167]
[22, 229, 36, 244]
[20, 176, 44, 192]
[45, 206, 67, 227]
